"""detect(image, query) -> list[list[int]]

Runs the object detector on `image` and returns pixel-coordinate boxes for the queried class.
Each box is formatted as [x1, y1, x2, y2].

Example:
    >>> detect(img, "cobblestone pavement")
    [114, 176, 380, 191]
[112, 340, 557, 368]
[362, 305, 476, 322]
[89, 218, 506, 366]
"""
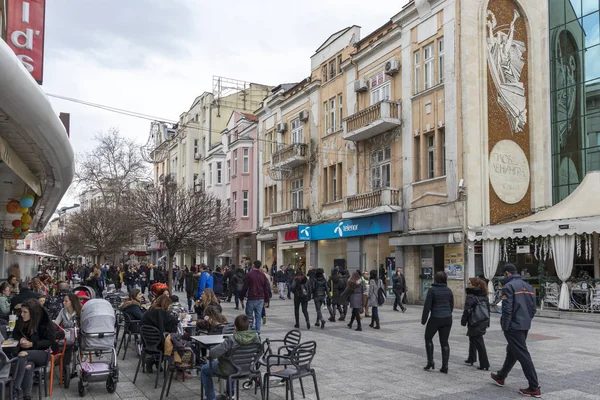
[50, 290, 600, 399]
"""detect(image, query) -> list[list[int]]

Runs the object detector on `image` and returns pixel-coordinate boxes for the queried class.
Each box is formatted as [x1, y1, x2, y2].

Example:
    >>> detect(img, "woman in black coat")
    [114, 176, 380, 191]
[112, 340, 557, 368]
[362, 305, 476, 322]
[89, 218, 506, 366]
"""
[421, 271, 454, 373]
[461, 278, 491, 370]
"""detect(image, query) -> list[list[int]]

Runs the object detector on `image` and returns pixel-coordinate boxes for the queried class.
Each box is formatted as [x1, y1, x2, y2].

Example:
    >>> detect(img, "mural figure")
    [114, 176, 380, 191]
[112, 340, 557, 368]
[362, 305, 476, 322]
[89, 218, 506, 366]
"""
[555, 38, 577, 149]
[486, 9, 527, 133]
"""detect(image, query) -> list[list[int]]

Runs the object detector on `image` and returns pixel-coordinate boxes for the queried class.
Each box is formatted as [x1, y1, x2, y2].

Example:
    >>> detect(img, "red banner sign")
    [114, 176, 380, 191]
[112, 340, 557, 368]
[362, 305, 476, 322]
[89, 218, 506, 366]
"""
[6, 0, 46, 84]
[284, 230, 298, 241]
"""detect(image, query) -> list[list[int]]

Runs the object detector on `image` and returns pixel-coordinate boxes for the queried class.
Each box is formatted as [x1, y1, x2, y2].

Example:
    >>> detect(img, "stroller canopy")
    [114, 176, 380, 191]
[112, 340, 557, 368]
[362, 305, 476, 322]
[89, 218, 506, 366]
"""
[81, 299, 115, 335]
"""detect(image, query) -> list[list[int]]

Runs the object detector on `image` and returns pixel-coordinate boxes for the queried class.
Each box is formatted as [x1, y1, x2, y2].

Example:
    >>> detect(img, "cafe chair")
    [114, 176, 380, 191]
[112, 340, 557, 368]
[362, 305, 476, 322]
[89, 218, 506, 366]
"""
[264, 341, 320, 400]
[33, 350, 51, 400]
[160, 347, 198, 400]
[265, 329, 301, 356]
[590, 285, 600, 313]
[222, 323, 235, 335]
[48, 339, 67, 396]
[117, 313, 141, 360]
[201, 342, 264, 400]
[133, 325, 165, 389]
[541, 282, 559, 310]
[0, 350, 17, 400]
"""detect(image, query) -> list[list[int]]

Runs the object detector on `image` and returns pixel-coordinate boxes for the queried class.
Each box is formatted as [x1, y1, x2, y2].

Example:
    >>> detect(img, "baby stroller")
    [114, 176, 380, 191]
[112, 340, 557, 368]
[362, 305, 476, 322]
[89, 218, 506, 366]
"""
[74, 286, 96, 305]
[76, 299, 118, 397]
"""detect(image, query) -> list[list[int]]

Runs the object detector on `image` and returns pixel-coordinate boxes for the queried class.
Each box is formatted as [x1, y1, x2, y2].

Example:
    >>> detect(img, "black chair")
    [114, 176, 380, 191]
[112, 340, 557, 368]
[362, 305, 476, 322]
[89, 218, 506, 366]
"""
[33, 350, 51, 400]
[222, 323, 235, 335]
[160, 346, 198, 400]
[117, 312, 140, 360]
[264, 341, 320, 400]
[200, 342, 264, 400]
[265, 329, 301, 356]
[0, 350, 17, 400]
[133, 325, 165, 389]
[114, 310, 124, 348]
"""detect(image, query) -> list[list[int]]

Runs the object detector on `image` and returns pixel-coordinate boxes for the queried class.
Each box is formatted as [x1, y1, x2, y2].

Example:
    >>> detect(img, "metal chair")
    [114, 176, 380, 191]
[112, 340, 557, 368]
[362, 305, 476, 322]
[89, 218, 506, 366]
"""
[160, 346, 198, 400]
[33, 350, 51, 400]
[48, 339, 67, 396]
[133, 325, 165, 389]
[200, 342, 264, 400]
[222, 323, 235, 335]
[264, 341, 320, 400]
[542, 282, 560, 309]
[117, 312, 141, 360]
[0, 350, 17, 400]
[590, 285, 600, 313]
[265, 329, 301, 356]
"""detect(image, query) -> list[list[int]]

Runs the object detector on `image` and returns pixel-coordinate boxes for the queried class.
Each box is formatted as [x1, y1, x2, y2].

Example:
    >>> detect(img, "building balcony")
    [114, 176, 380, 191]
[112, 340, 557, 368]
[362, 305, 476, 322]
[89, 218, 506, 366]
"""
[271, 143, 308, 168]
[270, 208, 310, 227]
[343, 100, 401, 141]
[342, 188, 402, 219]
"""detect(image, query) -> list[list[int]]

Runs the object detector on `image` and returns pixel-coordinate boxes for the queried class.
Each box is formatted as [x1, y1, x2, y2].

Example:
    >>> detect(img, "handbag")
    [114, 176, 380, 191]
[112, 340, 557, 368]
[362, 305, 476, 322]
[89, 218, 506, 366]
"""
[63, 327, 78, 346]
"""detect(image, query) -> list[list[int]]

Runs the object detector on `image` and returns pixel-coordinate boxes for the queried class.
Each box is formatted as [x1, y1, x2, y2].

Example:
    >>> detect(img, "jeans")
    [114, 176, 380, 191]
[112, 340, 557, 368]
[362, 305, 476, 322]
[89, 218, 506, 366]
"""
[371, 306, 379, 320]
[278, 282, 286, 298]
[498, 329, 538, 390]
[286, 282, 292, 299]
[314, 298, 325, 322]
[201, 360, 235, 400]
[393, 289, 406, 311]
[14, 349, 48, 396]
[294, 296, 309, 325]
[246, 300, 264, 333]
[234, 290, 243, 309]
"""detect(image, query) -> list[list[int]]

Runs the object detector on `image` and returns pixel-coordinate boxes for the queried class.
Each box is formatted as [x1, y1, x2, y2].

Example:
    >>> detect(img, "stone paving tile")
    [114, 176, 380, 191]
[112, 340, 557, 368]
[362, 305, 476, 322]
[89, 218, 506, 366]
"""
[46, 289, 600, 399]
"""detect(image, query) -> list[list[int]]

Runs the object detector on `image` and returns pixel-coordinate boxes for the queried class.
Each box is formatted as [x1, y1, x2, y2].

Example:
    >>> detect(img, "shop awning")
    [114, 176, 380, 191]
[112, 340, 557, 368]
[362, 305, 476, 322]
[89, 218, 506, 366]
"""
[11, 250, 59, 258]
[469, 171, 600, 241]
[279, 242, 306, 250]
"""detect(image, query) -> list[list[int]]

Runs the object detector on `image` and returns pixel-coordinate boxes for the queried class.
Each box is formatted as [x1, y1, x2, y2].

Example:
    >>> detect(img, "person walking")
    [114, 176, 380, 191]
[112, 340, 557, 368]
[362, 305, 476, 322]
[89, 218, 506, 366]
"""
[231, 268, 246, 310]
[276, 266, 287, 300]
[224, 265, 236, 302]
[361, 271, 371, 318]
[491, 264, 540, 398]
[368, 270, 384, 329]
[240, 261, 270, 334]
[291, 270, 311, 329]
[343, 271, 364, 331]
[196, 264, 214, 300]
[461, 277, 490, 371]
[311, 268, 329, 329]
[286, 265, 295, 300]
[338, 269, 350, 321]
[213, 267, 224, 299]
[392, 267, 407, 312]
[422, 271, 454, 374]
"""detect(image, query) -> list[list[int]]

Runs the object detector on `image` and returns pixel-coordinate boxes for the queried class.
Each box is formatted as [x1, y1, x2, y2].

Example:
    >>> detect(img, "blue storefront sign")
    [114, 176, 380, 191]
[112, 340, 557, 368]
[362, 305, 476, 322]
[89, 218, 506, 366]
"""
[298, 214, 392, 241]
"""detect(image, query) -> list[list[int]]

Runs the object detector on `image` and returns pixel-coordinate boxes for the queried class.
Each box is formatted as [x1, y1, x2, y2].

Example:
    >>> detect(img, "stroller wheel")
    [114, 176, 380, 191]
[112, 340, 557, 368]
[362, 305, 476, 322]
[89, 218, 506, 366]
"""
[106, 376, 117, 393]
[242, 380, 253, 390]
[78, 380, 85, 397]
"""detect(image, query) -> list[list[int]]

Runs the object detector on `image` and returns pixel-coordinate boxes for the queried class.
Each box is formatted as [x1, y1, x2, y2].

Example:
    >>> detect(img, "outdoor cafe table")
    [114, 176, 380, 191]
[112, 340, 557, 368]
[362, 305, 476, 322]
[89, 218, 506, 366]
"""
[191, 335, 227, 397]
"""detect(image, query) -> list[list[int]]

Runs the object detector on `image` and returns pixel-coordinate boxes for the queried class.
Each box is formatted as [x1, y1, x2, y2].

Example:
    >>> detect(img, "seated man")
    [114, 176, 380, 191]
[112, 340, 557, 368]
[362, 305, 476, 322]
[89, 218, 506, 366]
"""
[200, 315, 260, 400]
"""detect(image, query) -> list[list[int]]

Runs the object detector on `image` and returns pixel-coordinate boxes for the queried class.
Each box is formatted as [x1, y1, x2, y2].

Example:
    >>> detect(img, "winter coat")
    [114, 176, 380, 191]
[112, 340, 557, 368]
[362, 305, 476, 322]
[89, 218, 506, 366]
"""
[392, 273, 406, 292]
[119, 299, 144, 321]
[276, 270, 287, 285]
[368, 279, 384, 308]
[311, 275, 329, 301]
[286, 269, 296, 283]
[461, 287, 490, 336]
[231, 270, 246, 293]
[124, 270, 137, 286]
[342, 279, 364, 309]
[142, 308, 179, 335]
[212, 272, 224, 295]
[185, 271, 198, 295]
[10, 289, 40, 313]
[421, 283, 454, 325]
[329, 276, 344, 305]
[13, 308, 57, 351]
[55, 308, 78, 329]
[0, 295, 9, 317]
[500, 274, 536, 331]
[291, 276, 311, 300]
[210, 330, 261, 376]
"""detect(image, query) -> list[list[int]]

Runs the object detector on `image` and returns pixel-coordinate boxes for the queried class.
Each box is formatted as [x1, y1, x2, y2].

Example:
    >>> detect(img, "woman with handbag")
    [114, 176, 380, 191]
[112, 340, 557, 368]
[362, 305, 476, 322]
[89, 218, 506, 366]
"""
[368, 270, 384, 329]
[461, 277, 491, 370]
[55, 293, 82, 385]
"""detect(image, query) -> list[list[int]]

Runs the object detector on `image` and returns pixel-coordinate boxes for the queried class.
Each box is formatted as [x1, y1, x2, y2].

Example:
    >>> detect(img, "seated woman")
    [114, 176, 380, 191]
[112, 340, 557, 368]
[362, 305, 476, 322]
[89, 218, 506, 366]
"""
[13, 298, 57, 400]
[194, 288, 222, 319]
[142, 295, 178, 373]
[8, 275, 19, 294]
[55, 294, 82, 378]
[196, 305, 227, 334]
[0, 281, 12, 320]
[119, 289, 144, 321]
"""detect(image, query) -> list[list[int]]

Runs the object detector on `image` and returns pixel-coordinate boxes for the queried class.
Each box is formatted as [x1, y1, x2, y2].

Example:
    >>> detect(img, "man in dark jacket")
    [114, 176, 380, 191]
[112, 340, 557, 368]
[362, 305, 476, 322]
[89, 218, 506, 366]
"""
[286, 264, 295, 299]
[224, 266, 236, 302]
[491, 264, 540, 398]
[311, 268, 329, 329]
[10, 282, 40, 313]
[392, 267, 407, 312]
[276, 266, 287, 300]
[212, 267, 224, 298]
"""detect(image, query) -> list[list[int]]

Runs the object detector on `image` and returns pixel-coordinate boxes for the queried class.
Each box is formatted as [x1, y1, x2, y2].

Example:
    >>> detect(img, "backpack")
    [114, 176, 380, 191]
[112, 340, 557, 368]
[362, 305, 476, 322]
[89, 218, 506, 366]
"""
[468, 298, 490, 326]
[377, 281, 387, 306]
[299, 283, 308, 298]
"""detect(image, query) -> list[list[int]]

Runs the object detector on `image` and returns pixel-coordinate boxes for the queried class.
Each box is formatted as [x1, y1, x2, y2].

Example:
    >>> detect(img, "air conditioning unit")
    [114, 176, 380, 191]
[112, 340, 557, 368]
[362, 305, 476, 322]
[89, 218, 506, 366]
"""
[354, 77, 368, 92]
[384, 57, 400, 75]
[298, 110, 309, 122]
[276, 122, 287, 133]
[194, 152, 201, 161]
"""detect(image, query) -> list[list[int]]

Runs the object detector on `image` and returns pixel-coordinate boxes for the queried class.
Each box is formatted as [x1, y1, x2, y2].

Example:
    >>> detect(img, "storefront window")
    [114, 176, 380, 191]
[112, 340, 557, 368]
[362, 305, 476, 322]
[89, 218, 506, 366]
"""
[263, 241, 276, 267]
[318, 239, 347, 276]
[363, 235, 395, 282]
[283, 248, 306, 271]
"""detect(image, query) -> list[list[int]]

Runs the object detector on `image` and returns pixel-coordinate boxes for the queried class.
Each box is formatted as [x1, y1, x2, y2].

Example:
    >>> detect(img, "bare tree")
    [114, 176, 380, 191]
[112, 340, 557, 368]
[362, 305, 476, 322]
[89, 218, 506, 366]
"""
[68, 206, 134, 264]
[75, 128, 150, 206]
[128, 179, 236, 289]
[41, 231, 81, 266]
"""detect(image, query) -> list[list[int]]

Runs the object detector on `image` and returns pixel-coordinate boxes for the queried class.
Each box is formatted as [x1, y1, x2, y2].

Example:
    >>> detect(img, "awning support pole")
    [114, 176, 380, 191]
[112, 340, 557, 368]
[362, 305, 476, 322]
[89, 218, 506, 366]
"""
[594, 232, 599, 279]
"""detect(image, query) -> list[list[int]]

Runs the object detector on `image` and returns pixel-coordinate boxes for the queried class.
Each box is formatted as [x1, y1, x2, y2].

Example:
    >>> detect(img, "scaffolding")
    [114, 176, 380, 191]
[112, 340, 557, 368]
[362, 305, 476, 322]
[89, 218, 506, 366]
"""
[212, 75, 270, 117]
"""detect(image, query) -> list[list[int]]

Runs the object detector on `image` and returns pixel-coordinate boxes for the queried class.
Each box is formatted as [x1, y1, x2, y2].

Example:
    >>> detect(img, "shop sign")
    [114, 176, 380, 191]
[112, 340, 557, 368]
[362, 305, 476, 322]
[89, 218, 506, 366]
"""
[6, 0, 46, 84]
[444, 244, 464, 280]
[283, 230, 298, 241]
[298, 214, 391, 241]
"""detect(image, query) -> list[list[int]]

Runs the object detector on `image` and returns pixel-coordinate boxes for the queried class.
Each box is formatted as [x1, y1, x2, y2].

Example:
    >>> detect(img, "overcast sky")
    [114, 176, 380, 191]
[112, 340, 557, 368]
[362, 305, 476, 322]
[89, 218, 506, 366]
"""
[43, 0, 409, 205]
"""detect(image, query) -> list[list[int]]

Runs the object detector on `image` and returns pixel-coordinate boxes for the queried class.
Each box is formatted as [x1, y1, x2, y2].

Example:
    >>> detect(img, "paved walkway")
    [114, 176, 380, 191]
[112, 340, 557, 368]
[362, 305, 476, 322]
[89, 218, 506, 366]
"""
[50, 290, 600, 399]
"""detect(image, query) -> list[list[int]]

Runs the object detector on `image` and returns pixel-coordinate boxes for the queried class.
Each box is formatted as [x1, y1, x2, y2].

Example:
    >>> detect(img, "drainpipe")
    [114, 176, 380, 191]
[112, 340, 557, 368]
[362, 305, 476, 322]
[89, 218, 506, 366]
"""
[350, 57, 360, 198]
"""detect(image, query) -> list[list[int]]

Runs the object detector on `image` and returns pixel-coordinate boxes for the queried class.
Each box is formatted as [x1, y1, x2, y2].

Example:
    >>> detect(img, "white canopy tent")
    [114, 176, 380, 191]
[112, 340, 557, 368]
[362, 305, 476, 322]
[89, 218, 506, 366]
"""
[469, 171, 600, 310]
[10, 249, 59, 258]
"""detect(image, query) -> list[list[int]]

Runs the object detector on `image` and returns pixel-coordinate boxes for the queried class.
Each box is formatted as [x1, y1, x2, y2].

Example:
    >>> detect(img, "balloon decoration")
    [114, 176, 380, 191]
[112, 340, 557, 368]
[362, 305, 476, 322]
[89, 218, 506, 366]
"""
[11, 220, 22, 228]
[19, 196, 34, 209]
[21, 223, 29, 230]
[12, 228, 21, 235]
[19, 207, 28, 214]
[5, 200, 20, 214]
[20, 214, 32, 224]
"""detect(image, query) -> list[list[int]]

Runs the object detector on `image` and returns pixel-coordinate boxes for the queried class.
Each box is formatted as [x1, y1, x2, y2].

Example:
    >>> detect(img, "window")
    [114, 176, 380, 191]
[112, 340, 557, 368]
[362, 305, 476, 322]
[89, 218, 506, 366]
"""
[370, 72, 391, 105]
[243, 148, 249, 173]
[322, 167, 328, 203]
[291, 178, 303, 209]
[324, 163, 342, 202]
[208, 163, 212, 185]
[227, 134, 231, 146]
[323, 102, 328, 133]
[202, 136, 206, 154]
[194, 139, 199, 155]
[227, 160, 231, 182]
[338, 95, 343, 129]
[291, 118, 303, 144]
[322, 65, 328, 82]
[242, 190, 249, 217]
[233, 150, 238, 175]
[233, 192, 237, 217]
[414, 51, 420, 94]
[441, 130, 446, 175]
[216, 161, 222, 184]
[426, 102, 432, 114]
[226, 198, 230, 212]
[332, 164, 337, 201]
[330, 59, 336, 79]
[264, 185, 277, 215]
[371, 147, 391, 189]
[337, 54, 343, 74]
[438, 38, 444, 84]
[424, 43, 434, 90]
[427, 135, 435, 179]
[329, 98, 336, 132]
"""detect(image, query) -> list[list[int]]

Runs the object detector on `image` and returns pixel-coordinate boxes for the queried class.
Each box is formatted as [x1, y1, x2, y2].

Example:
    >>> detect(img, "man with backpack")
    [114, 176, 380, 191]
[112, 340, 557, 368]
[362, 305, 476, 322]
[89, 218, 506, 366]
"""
[491, 264, 540, 398]
[311, 268, 329, 329]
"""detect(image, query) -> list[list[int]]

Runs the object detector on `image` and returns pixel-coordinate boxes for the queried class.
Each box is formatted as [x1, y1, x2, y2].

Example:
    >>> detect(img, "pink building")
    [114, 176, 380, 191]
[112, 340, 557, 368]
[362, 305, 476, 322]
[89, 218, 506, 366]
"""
[222, 111, 258, 265]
